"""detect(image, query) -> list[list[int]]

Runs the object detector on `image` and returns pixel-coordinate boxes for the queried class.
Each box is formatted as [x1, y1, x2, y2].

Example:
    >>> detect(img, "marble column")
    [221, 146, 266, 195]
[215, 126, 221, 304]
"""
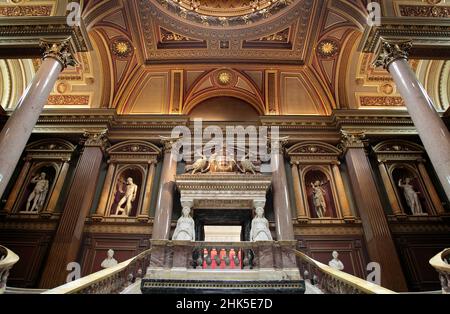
[92, 161, 116, 221]
[374, 40, 450, 200]
[139, 161, 157, 222]
[42, 160, 71, 217]
[290, 161, 308, 221]
[2, 158, 32, 213]
[0, 40, 76, 200]
[341, 131, 408, 292]
[39, 132, 108, 289]
[377, 162, 403, 216]
[331, 163, 354, 221]
[271, 140, 295, 240]
[417, 161, 446, 216]
[152, 139, 179, 240]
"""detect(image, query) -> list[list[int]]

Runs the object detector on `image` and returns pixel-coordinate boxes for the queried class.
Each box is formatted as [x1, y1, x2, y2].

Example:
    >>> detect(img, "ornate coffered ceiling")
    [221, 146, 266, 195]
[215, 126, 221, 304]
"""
[0, 0, 449, 116]
[131, 0, 315, 64]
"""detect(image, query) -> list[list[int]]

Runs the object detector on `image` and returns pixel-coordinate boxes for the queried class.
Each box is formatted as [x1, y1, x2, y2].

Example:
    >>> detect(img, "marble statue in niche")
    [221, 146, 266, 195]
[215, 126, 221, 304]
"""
[310, 180, 327, 218]
[250, 207, 273, 241]
[26, 172, 49, 212]
[398, 177, 425, 215]
[172, 206, 195, 241]
[116, 177, 138, 217]
[101, 249, 118, 269]
[328, 251, 345, 271]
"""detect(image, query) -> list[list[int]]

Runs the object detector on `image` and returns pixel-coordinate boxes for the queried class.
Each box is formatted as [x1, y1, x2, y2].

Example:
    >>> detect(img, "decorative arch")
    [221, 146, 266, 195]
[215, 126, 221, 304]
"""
[183, 68, 265, 115]
[107, 140, 161, 162]
[287, 141, 342, 162]
[373, 140, 425, 156]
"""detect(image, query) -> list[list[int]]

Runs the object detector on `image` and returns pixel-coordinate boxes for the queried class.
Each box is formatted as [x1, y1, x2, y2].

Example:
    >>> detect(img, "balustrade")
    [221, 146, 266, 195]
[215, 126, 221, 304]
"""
[430, 249, 450, 294]
[0, 246, 19, 294]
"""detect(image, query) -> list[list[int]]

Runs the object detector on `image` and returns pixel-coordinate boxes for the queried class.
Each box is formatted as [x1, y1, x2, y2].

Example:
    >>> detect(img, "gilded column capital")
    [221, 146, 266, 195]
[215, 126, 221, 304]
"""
[373, 39, 412, 70]
[81, 130, 110, 150]
[340, 130, 366, 151]
[268, 136, 289, 155]
[160, 136, 182, 154]
[40, 39, 78, 68]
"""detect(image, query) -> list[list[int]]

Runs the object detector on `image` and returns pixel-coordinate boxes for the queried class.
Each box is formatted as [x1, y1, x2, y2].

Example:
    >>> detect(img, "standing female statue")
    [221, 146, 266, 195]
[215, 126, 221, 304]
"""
[172, 206, 195, 241]
[250, 207, 273, 242]
[398, 178, 424, 215]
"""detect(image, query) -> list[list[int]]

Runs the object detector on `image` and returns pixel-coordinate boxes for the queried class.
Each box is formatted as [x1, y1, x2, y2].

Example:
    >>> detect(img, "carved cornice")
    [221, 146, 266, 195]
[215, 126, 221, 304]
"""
[0, 16, 91, 58]
[388, 216, 450, 234]
[293, 223, 364, 236]
[359, 17, 450, 58]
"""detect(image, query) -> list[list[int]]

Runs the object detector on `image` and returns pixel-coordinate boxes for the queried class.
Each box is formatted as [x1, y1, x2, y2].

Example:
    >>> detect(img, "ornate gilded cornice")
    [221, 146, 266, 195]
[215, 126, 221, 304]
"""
[0, 16, 91, 58]
[373, 40, 412, 70]
[359, 17, 450, 58]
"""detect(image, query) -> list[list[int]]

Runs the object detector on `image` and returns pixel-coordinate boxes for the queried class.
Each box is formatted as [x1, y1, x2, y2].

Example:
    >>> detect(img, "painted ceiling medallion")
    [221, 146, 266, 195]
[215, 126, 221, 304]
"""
[156, 0, 293, 27]
[317, 39, 339, 58]
[218, 71, 232, 85]
[111, 39, 133, 59]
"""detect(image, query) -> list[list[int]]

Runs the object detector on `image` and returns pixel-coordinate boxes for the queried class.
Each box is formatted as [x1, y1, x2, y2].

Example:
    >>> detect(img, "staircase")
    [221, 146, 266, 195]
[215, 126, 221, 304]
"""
[3, 244, 449, 294]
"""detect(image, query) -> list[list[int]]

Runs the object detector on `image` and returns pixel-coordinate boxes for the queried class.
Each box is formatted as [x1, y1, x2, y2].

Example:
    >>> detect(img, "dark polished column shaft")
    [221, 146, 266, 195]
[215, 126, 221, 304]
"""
[39, 132, 107, 289]
[342, 131, 408, 292]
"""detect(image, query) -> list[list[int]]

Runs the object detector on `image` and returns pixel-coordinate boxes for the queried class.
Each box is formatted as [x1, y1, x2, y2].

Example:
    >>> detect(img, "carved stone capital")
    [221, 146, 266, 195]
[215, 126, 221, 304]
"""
[268, 136, 289, 155]
[373, 39, 412, 70]
[160, 136, 182, 154]
[81, 130, 110, 150]
[340, 130, 366, 151]
[40, 39, 78, 68]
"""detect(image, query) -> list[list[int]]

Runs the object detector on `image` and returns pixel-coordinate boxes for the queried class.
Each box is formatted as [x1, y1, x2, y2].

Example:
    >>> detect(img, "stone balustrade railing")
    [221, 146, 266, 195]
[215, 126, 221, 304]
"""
[429, 248, 450, 294]
[293, 250, 397, 294]
[192, 244, 253, 270]
[0, 245, 20, 294]
[149, 240, 298, 271]
[43, 248, 152, 294]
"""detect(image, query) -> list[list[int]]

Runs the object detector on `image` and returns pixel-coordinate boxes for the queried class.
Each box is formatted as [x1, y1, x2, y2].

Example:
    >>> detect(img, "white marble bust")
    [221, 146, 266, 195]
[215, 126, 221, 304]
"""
[328, 251, 344, 271]
[101, 249, 118, 269]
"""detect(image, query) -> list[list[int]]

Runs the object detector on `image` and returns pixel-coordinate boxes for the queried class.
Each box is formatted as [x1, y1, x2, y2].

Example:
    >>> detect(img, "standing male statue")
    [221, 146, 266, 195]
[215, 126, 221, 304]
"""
[398, 178, 424, 215]
[311, 180, 327, 218]
[26, 172, 49, 212]
[116, 177, 138, 216]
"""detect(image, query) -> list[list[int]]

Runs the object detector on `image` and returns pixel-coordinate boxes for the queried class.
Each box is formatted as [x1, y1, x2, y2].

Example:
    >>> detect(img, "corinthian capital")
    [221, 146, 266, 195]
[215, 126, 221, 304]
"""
[373, 39, 412, 70]
[82, 130, 110, 150]
[340, 130, 366, 151]
[40, 39, 77, 68]
[160, 136, 182, 154]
